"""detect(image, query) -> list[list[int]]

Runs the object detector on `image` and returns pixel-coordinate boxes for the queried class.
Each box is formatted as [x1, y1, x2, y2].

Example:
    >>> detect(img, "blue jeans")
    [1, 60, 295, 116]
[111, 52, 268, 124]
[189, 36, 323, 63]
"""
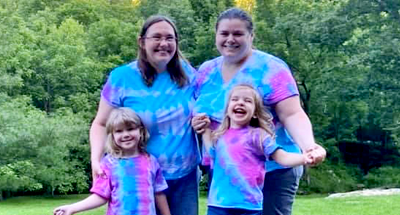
[262, 166, 303, 215]
[158, 168, 199, 215]
[207, 206, 262, 215]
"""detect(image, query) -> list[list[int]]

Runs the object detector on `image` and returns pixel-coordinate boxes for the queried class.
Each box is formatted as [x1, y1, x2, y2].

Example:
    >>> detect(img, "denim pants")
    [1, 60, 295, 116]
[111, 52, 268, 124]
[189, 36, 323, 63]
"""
[158, 168, 199, 215]
[262, 166, 303, 215]
[207, 206, 262, 215]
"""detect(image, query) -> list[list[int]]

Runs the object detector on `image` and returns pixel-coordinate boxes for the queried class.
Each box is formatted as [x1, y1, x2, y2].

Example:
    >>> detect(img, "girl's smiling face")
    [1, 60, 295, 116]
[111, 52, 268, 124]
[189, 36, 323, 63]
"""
[227, 87, 256, 128]
[113, 123, 141, 156]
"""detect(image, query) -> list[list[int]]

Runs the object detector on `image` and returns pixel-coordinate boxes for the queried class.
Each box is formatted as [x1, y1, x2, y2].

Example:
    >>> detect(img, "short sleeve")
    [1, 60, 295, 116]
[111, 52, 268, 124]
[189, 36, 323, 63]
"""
[262, 135, 280, 160]
[90, 164, 111, 200]
[100, 67, 126, 107]
[260, 56, 299, 105]
[152, 157, 168, 193]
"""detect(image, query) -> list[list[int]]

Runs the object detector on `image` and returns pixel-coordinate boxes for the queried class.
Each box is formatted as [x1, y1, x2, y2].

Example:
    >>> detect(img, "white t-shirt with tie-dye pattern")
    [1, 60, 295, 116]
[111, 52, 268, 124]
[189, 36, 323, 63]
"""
[90, 154, 167, 215]
[101, 60, 200, 179]
[208, 126, 279, 210]
[194, 50, 301, 171]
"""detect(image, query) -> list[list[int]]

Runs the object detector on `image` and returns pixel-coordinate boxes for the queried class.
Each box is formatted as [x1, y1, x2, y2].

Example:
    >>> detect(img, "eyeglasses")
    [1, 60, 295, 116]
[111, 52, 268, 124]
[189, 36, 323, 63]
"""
[143, 35, 177, 43]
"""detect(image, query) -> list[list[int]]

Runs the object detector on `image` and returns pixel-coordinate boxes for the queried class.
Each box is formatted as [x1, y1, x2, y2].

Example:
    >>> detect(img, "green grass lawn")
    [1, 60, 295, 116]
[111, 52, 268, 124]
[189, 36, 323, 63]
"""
[1, 193, 400, 215]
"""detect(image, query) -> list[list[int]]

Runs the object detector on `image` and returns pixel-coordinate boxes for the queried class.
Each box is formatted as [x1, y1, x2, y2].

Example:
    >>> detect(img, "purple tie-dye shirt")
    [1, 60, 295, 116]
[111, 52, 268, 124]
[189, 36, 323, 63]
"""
[101, 60, 200, 179]
[194, 50, 301, 171]
[208, 126, 279, 210]
[90, 154, 168, 215]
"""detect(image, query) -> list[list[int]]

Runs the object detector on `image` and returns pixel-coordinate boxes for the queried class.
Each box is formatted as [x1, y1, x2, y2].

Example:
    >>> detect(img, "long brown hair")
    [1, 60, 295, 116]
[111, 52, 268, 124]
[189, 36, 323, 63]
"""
[105, 108, 150, 158]
[212, 84, 275, 143]
[137, 15, 188, 88]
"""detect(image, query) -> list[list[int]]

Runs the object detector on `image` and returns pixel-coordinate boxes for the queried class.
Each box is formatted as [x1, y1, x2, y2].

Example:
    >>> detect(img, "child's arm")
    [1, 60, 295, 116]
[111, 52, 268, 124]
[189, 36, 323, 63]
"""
[271, 149, 313, 167]
[53, 194, 107, 215]
[202, 128, 213, 154]
[155, 192, 171, 215]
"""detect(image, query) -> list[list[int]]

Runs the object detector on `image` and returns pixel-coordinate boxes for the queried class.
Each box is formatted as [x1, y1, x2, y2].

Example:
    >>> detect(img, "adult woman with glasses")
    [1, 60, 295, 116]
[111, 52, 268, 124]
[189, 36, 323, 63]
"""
[90, 15, 200, 215]
[192, 8, 326, 215]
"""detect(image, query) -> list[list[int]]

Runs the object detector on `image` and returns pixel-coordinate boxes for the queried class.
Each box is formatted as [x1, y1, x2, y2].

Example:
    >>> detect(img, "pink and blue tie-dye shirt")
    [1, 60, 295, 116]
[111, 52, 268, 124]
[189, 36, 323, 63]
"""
[208, 126, 279, 210]
[90, 154, 168, 215]
[101, 60, 200, 179]
[194, 50, 301, 171]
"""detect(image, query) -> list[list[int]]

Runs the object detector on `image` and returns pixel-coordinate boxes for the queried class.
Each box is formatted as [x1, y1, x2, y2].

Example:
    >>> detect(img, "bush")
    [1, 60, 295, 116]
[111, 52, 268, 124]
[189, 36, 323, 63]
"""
[299, 162, 362, 194]
[363, 166, 400, 188]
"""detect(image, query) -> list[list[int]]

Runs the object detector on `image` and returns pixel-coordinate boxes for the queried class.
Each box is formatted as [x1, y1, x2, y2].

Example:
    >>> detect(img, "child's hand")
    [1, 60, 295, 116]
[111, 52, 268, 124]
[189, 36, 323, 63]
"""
[305, 145, 326, 166]
[53, 205, 74, 215]
[303, 149, 315, 165]
[192, 113, 210, 134]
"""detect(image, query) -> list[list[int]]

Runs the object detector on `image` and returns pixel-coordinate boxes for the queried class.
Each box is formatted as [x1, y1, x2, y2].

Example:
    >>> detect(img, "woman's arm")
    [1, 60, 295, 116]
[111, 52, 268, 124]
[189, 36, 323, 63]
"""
[53, 194, 107, 215]
[90, 98, 114, 179]
[155, 192, 171, 215]
[275, 96, 326, 165]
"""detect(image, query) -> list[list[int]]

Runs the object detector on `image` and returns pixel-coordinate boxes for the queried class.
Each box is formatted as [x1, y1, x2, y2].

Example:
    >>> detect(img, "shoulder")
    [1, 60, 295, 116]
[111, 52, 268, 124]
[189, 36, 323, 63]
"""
[251, 127, 272, 142]
[100, 154, 115, 168]
[195, 57, 222, 86]
[198, 57, 222, 73]
[252, 50, 290, 69]
[108, 61, 141, 80]
[180, 59, 197, 81]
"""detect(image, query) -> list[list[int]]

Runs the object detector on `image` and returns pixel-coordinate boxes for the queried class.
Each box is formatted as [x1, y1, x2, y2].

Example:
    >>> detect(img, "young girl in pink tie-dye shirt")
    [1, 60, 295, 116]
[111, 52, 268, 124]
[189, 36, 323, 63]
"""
[54, 108, 170, 215]
[202, 84, 314, 215]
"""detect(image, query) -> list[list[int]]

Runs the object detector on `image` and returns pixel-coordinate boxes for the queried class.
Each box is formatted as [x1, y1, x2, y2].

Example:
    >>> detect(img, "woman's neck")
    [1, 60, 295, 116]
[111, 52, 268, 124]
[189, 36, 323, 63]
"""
[221, 50, 252, 83]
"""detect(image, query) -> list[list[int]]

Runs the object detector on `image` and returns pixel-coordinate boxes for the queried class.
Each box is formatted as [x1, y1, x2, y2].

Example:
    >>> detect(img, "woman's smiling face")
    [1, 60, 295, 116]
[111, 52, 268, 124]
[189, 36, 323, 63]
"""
[142, 21, 177, 72]
[215, 18, 253, 63]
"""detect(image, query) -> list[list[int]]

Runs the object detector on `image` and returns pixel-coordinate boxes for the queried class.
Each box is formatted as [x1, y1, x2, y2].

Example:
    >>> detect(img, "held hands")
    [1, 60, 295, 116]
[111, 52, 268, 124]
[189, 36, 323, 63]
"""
[303, 144, 326, 166]
[191, 113, 211, 134]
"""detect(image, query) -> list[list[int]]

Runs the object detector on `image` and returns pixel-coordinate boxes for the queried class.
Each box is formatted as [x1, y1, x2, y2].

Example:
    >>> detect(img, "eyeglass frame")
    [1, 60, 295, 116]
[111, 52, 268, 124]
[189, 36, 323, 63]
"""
[142, 35, 177, 43]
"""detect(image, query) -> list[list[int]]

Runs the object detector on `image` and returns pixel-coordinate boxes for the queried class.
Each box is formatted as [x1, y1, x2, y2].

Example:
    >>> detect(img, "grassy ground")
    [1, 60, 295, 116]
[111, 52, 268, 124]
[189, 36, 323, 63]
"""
[1, 193, 400, 215]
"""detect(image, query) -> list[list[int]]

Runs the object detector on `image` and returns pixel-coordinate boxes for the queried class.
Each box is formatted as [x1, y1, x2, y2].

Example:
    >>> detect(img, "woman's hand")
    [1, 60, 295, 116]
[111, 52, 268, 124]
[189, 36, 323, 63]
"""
[191, 113, 210, 134]
[305, 144, 326, 166]
[91, 161, 105, 181]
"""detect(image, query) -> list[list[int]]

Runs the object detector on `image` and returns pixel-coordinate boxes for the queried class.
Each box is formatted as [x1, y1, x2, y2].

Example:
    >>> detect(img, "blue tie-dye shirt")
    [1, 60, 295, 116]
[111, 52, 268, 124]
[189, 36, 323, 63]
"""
[208, 127, 279, 210]
[90, 154, 168, 215]
[101, 60, 200, 179]
[194, 50, 301, 171]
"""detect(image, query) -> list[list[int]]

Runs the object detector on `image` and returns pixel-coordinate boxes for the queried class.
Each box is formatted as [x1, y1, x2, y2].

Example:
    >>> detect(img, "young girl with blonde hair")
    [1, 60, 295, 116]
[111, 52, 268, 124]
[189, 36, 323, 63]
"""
[54, 108, 170, 215]
[202, 84, 313, 215]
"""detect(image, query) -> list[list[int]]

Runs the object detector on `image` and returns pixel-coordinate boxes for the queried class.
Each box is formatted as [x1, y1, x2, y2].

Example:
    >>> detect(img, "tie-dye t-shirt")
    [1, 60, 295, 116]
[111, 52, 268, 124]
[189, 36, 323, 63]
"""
[208, 126, 279, 210]
[101, 60, 200, 179]
[194, 50, 301, 171]
[90, 154, 168, 215]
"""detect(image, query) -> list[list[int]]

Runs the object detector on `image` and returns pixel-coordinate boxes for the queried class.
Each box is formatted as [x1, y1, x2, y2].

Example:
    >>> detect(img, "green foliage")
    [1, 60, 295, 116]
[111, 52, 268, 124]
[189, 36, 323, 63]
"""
[363, 167, 400, 188]
[300, 162, 362, 194]
[1, 0, 400, 197]
[0, 95, 89, 198]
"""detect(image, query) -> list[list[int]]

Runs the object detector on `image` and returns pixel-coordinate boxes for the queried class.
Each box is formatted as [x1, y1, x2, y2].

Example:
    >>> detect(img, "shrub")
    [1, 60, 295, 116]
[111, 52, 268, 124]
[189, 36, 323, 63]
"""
[363, 166, 400, 188]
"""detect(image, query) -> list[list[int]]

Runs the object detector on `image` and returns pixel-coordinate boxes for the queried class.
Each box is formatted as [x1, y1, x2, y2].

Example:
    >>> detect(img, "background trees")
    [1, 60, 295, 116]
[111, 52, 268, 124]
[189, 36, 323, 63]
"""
[0, 0, 399, 198]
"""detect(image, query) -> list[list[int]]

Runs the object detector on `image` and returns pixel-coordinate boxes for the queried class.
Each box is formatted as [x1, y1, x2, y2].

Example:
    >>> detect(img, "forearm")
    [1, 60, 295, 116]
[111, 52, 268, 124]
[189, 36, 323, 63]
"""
[155, 192, 171, 215]
[280, 111, 317, 152]
[272, 149, 305, 167]
[90, 122, 107, 163]
[201, 128, 213, 154]
[69, 194, 107, 214]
